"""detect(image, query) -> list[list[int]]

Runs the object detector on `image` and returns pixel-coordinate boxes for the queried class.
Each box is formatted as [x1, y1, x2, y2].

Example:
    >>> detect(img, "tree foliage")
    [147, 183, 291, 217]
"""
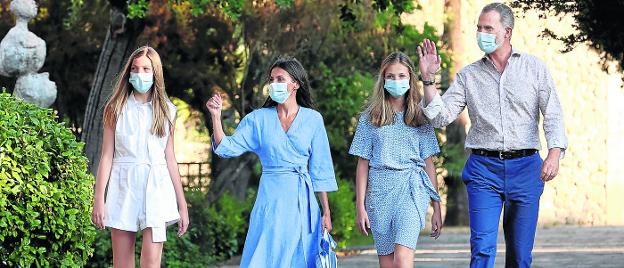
[1, 0, 450, 196]
[511, 0, 624, 71]
[0, 0, 453, 262]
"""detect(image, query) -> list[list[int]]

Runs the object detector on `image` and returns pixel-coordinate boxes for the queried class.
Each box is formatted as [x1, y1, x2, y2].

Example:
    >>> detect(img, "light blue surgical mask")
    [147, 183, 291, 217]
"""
[129, 72, 154, 93]
[269, 82, 291, 104]
[476, 31, 501, 54]
[384, 79, 410, 97]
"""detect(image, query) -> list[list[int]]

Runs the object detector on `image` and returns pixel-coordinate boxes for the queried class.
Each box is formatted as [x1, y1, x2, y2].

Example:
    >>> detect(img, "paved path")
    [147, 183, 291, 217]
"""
[217, 226, 624, 267]
[337, 226, 624, 267]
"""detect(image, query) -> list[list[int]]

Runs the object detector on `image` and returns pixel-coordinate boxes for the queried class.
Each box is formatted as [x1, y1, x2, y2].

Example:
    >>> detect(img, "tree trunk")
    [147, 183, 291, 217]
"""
[206, 154, 256, 203]
[203, 50, 267, 203]
[442, 0, 470, 226]
[81, 4, 143, 173]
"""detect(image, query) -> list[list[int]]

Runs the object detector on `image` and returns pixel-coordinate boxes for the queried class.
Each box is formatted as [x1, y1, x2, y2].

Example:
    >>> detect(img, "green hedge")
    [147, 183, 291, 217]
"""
[85, 179, 360, 266]
[87, 190, 255, 267]
[0, 92, 96, 267]
[328, 178, 357, 249]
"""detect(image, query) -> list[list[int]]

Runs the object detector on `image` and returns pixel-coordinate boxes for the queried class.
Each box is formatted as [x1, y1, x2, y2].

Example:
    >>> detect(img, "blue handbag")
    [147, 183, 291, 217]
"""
[315, 229, 338, 268]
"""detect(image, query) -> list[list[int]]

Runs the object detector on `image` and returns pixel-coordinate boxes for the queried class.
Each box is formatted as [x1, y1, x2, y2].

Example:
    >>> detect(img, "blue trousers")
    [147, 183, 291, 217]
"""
[462, 153, 544, 268]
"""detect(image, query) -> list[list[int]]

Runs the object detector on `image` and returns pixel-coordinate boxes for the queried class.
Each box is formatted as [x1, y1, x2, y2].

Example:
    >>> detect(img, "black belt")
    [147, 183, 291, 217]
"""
[471, 149, 537, 160]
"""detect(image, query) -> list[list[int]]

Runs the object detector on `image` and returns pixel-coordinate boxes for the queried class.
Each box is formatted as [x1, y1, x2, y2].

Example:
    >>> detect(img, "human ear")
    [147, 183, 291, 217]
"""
[505, 27, 512, 39]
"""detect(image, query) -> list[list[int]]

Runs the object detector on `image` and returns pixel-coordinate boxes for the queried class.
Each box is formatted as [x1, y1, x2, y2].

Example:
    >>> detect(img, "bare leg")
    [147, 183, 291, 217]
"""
[379, 253, 394, 268]
[393, 244, 415, 268]
[139, 228, 164, 268]
[111, 229, 136, 268]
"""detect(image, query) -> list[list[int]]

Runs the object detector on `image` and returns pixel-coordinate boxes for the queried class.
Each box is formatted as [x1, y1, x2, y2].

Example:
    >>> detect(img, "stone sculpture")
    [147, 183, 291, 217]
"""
[0, 0, 57, 107]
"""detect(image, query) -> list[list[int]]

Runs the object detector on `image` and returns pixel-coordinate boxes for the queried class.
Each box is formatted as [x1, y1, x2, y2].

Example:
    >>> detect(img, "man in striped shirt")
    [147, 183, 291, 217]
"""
[417, 2, 567, 268]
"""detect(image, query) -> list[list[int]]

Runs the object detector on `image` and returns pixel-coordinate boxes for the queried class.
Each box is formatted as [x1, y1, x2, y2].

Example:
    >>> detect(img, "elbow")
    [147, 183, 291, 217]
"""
[429, 118, 447, 128]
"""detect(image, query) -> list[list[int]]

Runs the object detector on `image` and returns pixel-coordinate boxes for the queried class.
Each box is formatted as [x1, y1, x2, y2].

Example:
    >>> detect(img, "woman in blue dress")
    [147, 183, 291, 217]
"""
[206, 56, 338, 267]
[349, 52, 443, 268]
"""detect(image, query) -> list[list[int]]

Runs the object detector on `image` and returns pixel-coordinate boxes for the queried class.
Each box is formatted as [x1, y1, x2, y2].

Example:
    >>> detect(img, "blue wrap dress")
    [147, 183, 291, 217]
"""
[213, 106, 338, 267]
[349, 112, 441, 255]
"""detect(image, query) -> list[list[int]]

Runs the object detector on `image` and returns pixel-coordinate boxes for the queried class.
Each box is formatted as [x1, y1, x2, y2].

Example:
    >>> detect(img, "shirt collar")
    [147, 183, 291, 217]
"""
[128, 92, 152, 107]
[481, 47, 522, 63]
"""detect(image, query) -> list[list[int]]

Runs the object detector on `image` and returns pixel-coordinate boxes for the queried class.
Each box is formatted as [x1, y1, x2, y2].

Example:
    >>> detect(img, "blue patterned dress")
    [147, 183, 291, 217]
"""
[213, 107, 338, 267]
[349, 111, 441, 255]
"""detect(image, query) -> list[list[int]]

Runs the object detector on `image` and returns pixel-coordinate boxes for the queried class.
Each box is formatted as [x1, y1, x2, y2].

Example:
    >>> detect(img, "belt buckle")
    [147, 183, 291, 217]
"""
[499, 151, 504, 160]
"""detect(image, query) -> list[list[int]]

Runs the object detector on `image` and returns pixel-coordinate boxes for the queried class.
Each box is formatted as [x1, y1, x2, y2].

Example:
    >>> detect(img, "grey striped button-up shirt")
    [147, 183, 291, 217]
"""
[422, 49, 568, 152]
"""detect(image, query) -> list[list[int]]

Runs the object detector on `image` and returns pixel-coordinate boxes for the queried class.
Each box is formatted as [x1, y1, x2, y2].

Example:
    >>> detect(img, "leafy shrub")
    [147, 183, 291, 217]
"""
[87, 189, 255, 267]
[0, 92, 96, 267]
[328, 177, 357, 249]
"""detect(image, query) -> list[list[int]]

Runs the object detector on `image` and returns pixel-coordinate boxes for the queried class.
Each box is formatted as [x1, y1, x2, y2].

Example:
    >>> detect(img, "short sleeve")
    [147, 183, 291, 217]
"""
[212, 112, 258, 158]
[348, 114, 374, 160]
[418, 123, 440, 160]
[309, 114, 338, 192]
[167, 101, 178, 122]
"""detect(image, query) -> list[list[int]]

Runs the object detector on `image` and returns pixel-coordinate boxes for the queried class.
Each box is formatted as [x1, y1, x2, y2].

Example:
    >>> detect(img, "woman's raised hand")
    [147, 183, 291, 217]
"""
[205, 93, 223, 117]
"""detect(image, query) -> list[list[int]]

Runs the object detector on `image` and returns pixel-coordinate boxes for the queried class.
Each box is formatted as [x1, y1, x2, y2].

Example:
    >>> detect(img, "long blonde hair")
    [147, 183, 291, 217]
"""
[102, 46, 173, 137]
[364, 52, 426, 127]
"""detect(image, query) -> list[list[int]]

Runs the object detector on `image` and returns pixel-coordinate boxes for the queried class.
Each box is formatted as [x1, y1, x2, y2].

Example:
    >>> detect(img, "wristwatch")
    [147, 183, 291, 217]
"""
[419, 74, 435, 86]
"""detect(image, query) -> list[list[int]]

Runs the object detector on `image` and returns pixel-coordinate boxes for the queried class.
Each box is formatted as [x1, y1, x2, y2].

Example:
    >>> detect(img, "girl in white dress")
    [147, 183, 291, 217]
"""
[91, 46, 189, 267]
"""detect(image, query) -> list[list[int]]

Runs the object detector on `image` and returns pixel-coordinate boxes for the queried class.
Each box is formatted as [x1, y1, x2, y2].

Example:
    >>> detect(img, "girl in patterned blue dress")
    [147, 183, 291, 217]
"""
[349, 52, 443, 267]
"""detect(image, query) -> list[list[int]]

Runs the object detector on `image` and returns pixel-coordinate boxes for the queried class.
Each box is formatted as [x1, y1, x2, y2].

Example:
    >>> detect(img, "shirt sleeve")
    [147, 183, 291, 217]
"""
[348, 113, 373, 160]
[420, 72, 467, 128]
[165, 102, 178, 135]
[309, 114, 338, 192]
[418, 123, 441, 160]
[212, 113, 258, 158]
[538, 62, 568, 155]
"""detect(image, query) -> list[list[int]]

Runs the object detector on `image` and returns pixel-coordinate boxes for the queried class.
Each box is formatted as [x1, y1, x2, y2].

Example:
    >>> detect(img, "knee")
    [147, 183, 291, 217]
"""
[471, 237, 497, 258]
[140, 253, 162, 268]
[471, 229, 498, 255]
[473, 245, 497, 258]
[392, 250, 414, 268]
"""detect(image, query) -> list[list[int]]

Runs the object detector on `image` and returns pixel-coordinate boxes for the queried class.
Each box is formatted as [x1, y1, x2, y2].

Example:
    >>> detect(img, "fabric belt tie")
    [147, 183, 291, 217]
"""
[262, 166, 317, 234]
[371, 165, 441, 230]
[113, 156, 167, 242]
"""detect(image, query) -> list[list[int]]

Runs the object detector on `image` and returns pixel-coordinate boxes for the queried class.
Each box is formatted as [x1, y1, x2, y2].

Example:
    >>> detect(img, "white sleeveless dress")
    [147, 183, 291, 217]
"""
[104, 93, 180, 242]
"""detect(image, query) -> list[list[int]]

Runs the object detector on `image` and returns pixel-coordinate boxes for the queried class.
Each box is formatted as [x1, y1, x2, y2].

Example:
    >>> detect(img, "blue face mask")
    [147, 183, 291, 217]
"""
[269, 82, 291, 104]
[476, 31, 501, 54]
[129, 72, 154, 93]
[384, 79, 410, 97]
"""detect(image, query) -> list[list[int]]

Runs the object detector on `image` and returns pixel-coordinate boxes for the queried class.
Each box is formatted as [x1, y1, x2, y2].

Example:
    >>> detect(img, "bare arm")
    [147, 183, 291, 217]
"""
[422, 83, 438, 106]
[165, 119, 189, 236]
[418, 38, 466, 128]
[424, 157, 442, 239]
[355, 157, 371, 235]
[418, 39, 441, 105]
[92, 125, 115, 229]
[206, 94, 225, 146]
[355, 158, 369, 211]
[316, 191, 332, 232]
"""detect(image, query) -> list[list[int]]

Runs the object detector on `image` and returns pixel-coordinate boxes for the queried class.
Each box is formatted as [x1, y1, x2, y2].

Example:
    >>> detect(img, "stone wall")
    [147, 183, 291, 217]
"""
[406, 0, 624, 226]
